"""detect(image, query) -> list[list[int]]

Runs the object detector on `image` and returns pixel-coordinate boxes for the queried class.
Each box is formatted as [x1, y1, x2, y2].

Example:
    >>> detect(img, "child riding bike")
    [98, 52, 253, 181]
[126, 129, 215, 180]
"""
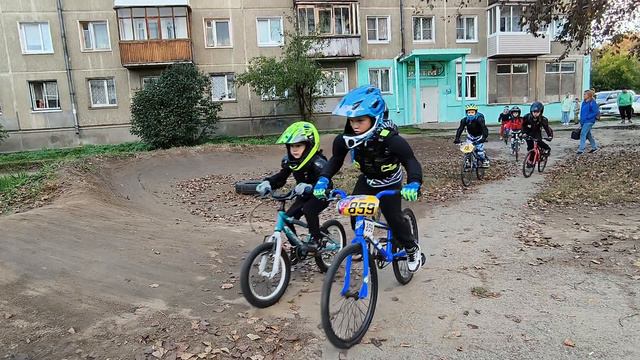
[312, 85, 424, 273]
[454, 104, 490, 167]
[522, 102, 553, 167]
[498, 106, 513, 140]
[256, 121, 329, 253]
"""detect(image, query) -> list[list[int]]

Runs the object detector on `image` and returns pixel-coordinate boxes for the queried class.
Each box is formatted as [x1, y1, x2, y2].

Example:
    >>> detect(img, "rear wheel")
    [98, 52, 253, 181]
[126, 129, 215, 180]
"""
[392, 208, 419, 285]
[460, 154, 474, 187]
[315, 220, 347, 272]
[522, 150, 536, 178]
[240, 242, 291, 308]
[538, 154, 548, 172]
[321, 244, 378, 349]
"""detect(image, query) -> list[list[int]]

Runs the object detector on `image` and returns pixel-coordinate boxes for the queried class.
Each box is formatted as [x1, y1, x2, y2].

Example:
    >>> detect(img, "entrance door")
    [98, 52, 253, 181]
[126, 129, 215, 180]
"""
[411, 86, 439, 123]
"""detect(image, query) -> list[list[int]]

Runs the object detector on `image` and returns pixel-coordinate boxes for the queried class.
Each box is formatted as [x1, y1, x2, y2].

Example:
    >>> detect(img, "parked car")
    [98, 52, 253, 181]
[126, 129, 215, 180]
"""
[595, 90, 636, 106]
[599, 95, 640, 116]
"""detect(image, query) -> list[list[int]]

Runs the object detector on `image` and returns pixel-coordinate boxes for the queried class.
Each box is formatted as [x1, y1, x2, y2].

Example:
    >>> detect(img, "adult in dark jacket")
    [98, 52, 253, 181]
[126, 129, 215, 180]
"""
[454, 104, 490, 167]
[522, 101, 553, 165]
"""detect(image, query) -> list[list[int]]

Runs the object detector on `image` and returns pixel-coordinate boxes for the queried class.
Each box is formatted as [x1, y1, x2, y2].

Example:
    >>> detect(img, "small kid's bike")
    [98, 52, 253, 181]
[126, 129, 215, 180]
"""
[522, 136, 551, 178]
[240, 190, 346, 308]
[509, 130, 524, 161]
[320, 189, 425, 349]
[459, 141, 485, 187]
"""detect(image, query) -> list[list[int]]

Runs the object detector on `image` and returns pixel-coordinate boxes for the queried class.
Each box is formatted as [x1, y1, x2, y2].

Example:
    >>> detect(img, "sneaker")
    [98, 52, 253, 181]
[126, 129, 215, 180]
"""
[588, 148, 598, 153]
[576, 151, 584, 155]
[406, 245, 422, 273]
[481, 160, 490, 168]
[304, 235, 322, 254]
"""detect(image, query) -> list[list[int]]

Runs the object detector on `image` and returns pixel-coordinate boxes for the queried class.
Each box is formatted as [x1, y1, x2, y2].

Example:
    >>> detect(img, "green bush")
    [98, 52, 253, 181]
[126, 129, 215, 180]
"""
[130, 63, 221, 149]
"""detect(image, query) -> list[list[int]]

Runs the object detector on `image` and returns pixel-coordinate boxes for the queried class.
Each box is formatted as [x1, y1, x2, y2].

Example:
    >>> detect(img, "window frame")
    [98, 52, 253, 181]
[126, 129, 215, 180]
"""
[210, 73, 236, 102]
[79, 20, 112, 52]
[204, 18, 233, 48]
[545, 61, 575, 74]
[141, 76, 160, 89]
[497, 63, 529, 75]
[88, 78, 118, 108]
[368, 67, 392, 94]
[28, 80, 60, 111]
[412, 16, 435, 43]
[498, 5, 527, 34]
[456, 16, 478, 43]
[318, 68, 349, 97]
[456, 72, 478, 100]
[366, 16, 390, 44]
[18, 21, 54, 54]
[117, 7, 189, 41]
[256, 17, 284, 47]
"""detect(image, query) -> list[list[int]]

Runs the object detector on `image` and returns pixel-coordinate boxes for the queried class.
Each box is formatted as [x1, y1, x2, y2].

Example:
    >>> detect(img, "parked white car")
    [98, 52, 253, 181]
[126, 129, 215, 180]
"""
[599, 95, 640, 116]
[595, 90, 637, 106]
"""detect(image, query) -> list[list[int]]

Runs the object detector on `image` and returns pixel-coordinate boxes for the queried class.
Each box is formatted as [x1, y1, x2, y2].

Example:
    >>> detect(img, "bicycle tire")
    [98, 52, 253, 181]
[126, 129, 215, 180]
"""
[460, 154, 473, 187]
[240, 242, 291, 308]
[392, 208, 419, 285]
[321, 244, 378, 349]
[538, 154, 548, 173]
[522, 150, 536, 178]
[514, 141, 520, 162]
[476, 164, 485, 180]
[315, 219, 347, 273]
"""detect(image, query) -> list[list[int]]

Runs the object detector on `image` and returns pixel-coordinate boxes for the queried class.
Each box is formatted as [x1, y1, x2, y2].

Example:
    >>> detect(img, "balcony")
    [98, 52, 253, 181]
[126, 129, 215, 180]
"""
[487, 33, 550, 57]
[310, 35, 361, 59]
[119, 39, 192, 67]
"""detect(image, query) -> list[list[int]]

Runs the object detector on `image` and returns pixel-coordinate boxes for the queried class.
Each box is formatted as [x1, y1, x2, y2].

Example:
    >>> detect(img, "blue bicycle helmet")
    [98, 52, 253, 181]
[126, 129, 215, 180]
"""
[333, 85, 387, 148]
[530, 101, 544, 115]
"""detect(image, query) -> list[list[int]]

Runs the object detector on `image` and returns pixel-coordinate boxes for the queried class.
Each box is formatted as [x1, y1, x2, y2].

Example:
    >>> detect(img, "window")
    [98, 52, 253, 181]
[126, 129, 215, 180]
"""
[494, 62, 530, 103]
[257, 17, 283, 46]
[368, 68, 391, 93]
[456, 16, 477, 42]
[413, 16, 434, 42]
[545, 62, 576, 100]
[457, 73, 478, 100]
[334, 7, 351, 35]
[117, 7, 188, 41]
[88, 78, 117, 107]
[318, 69, 348, 97]
[80, 21, 110, 51]
[366, 16, 389, 43]
[19, 22, 53, 54]
[205, 19, 231, 47]
[297, 7, 315, 35]
[29, 81, 59, 110]
[142, 76, 160, 89]
[488, 7, 497, 35]
[261, 87, 289, 101]
[211, 74, 235, 101]
[500, 5, 526, 33]
[318, 8, 332, 34]
[550, 17, 567, 40]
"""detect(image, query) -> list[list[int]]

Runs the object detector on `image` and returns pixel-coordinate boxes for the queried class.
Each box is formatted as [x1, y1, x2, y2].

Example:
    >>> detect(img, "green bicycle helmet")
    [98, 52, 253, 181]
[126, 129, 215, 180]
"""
[276, 121, 320, 171]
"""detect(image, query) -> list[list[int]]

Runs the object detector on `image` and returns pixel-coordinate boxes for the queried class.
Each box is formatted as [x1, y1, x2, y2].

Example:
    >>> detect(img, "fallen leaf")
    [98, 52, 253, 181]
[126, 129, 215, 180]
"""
[197, 354, 207, 359]
[220, 348, 230, 354]
[180, 354, 194, 360]
[399, 342, 412, 348]
[563, 338, 575, 347]
[247, 334, 261, 341]
[149, 283, 160, 288]
[67, 327, 76, 334]
[467, 323, 479, 329]
[221, 283, 234, 289]
[591, 259, 601, 265]
[250, 356, 265, 360]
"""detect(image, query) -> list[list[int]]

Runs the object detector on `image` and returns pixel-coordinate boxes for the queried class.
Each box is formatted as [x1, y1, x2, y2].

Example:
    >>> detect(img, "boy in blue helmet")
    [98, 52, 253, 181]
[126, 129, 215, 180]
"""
[454, 104, 490, 167]
[312, 85, 424, 272]
[522, 101, 553, 165]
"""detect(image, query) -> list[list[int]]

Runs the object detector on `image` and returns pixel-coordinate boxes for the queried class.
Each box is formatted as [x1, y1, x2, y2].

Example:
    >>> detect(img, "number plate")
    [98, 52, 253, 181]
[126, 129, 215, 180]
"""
[336, 195, 380, 217]
[460, 143, 475, 153]
[363, 220, 375, 239]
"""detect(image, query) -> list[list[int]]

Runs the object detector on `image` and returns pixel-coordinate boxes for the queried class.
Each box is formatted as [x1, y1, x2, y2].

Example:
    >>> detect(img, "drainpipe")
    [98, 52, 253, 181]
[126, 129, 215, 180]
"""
[56, 0, 80, 135]
[399, 0, 405, 54]
[395, 0, 406, 115]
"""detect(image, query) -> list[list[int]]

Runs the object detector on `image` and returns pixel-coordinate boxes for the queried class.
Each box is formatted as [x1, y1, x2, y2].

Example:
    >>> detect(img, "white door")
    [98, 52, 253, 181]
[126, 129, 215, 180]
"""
[411, 87, 439, 123]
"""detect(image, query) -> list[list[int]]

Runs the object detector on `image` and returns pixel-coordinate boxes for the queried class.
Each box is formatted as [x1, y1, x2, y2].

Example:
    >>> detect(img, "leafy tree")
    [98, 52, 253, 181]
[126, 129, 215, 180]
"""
[130, 63, 221, 149]
[236, 28, 336, 121]
[592, 50, 640, 91]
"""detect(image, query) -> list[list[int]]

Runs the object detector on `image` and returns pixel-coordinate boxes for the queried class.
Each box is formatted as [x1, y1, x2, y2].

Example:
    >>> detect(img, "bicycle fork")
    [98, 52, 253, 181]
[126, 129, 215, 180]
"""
[259, 232, 283, 279]
[341, 218, 372, 300]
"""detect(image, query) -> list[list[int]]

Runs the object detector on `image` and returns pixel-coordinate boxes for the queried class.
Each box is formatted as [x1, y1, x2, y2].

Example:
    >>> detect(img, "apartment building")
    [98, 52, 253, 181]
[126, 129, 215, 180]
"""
[0, 0, 590, 152]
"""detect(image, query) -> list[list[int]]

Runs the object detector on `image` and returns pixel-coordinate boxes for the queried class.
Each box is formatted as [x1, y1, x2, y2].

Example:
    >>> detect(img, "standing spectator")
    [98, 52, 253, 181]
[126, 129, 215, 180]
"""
[573, 97, 581, 124]
[561, 93, 573, 125]
[617, 89, 634, 124]
[577, 89, 599, 155]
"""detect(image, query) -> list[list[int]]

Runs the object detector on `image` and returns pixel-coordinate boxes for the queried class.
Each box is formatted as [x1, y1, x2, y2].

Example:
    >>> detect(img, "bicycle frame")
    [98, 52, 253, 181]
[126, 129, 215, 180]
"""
[335, 189, 407, 300]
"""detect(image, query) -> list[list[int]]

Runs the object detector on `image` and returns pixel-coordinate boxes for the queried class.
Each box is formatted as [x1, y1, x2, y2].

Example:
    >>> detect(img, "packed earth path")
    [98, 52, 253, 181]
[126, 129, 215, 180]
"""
[1, 128, 639, 359]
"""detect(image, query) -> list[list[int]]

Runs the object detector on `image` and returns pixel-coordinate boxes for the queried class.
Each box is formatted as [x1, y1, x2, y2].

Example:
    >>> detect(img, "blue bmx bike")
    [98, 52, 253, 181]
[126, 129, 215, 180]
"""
[320, 189, 425, 349]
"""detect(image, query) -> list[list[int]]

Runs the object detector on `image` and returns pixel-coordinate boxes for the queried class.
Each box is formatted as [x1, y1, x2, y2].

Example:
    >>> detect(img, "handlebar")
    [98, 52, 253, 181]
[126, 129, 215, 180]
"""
[329, 188, 399, 200]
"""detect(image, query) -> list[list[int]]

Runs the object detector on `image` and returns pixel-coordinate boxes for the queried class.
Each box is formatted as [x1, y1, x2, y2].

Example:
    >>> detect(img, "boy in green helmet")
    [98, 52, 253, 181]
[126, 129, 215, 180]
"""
[256, 121, 330, 252]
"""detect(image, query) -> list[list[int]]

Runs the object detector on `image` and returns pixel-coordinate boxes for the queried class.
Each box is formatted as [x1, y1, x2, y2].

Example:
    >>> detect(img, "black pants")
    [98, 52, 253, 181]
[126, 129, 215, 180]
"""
[350, 175, 417, 250]
[526, 139, 550, 161]
[286, 196, 328, 238]
[619, 105, 633, 120]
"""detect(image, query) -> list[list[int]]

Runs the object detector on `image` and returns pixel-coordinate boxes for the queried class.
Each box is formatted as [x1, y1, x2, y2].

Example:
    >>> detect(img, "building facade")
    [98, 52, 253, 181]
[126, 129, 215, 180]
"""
[0, 0, 590, 152]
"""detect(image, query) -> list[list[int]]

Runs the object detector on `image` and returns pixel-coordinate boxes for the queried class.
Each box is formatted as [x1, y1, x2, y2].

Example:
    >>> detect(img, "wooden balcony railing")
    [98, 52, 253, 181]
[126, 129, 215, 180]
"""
[119, 39, 192, 67]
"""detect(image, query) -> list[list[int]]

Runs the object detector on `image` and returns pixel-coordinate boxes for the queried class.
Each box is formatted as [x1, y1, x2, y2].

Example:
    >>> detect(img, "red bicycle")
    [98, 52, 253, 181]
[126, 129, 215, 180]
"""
[522, 136, 552, 178]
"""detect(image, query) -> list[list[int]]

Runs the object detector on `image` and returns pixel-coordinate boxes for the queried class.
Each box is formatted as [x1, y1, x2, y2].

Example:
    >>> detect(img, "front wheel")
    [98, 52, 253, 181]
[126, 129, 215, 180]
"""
[522, 150, 536, 178]
[321, 244, 378, 349]
[538, 154, 548, 173]
[240, 242, 291, 308]
[513, 141, 520, 162]
[392, 208, 419, 285]
[460, 154, 474, 187]
[476, 159, 485, 180]
[315, 220, 347, 272]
